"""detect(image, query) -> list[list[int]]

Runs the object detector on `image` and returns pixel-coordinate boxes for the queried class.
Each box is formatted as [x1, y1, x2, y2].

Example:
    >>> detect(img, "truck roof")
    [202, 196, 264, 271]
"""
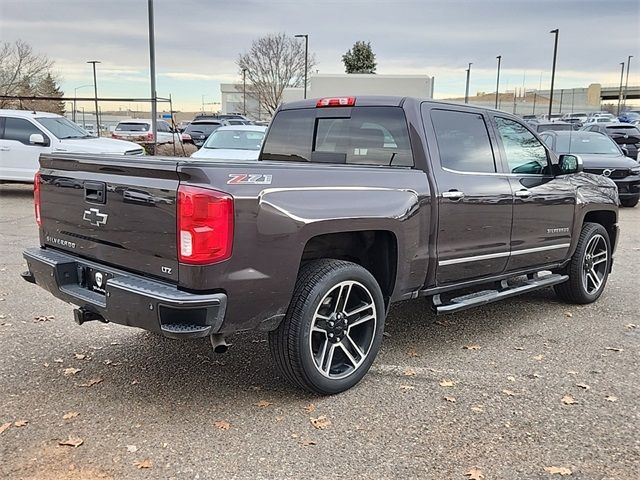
[0, 109, 62, 119]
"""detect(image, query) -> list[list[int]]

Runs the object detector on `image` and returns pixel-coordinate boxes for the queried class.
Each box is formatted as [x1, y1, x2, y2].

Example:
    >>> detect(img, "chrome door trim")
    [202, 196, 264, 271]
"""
[438, 243, 570, 266]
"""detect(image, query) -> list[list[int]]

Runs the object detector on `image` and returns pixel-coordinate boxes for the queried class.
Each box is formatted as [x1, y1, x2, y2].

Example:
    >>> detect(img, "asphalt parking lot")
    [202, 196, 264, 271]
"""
[0, 183, 638, 480]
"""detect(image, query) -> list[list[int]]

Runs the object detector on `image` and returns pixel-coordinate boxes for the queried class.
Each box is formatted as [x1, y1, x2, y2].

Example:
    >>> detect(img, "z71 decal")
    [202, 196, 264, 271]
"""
[227, 174, 273, 185]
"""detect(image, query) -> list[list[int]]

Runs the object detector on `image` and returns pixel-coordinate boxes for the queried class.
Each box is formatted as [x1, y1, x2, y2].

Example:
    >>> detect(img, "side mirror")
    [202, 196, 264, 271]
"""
[29, 133, 47, 146]
[558, 154, 583, 175]
[621, 146, 629, 157]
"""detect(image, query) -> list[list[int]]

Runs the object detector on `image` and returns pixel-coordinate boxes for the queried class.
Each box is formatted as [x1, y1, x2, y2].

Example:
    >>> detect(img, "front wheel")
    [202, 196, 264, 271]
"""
[269, 259, 385, 395]
[554, 222, 611, 304]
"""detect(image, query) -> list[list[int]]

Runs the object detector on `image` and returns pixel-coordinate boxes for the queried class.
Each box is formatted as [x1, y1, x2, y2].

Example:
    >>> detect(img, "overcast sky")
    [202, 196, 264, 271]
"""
[1, 0, 638, 111]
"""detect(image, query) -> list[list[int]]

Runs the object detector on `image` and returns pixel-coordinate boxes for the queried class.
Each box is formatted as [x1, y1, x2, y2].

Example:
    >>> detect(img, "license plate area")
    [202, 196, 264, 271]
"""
[80, 266, 112, 295]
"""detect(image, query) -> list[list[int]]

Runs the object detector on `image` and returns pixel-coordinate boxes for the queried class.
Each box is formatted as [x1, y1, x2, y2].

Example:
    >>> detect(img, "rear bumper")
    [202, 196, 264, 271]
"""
[22, 247, 226, 339]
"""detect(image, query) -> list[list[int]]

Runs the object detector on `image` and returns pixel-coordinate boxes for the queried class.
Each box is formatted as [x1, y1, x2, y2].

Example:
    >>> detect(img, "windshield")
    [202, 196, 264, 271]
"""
[556, 134, 620, 155]
[185, 122, 221, 136]
[203, 129, 265, 150]
[116, 122, 149, 132]
[37, 117, 92, 139]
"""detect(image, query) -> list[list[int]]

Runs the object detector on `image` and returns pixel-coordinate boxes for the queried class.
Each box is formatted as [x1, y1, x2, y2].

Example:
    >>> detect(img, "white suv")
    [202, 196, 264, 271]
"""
[112, 119, 181, 145]
[0, 110, 144, 182]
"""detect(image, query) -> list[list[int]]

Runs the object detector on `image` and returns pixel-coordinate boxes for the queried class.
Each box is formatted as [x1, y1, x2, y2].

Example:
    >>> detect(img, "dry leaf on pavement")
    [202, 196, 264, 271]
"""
[301, 439, 317, 447]
[403, 367, 416, 377]
[14, 420, 28, 427]
[63, 412, 79, 420]
[0, 422, 11, 434]
[254, 400, 273, 408]
[625, 323, 637, 330]
[407, 347, 419, 357]
[502, 389, 517, 397]
[63, 367, 81, 376]
[303, 403, 316, 413]
[399, 385, 415, 391]
[58, 437, 84, 448]
[463, 344, 481, 350]
[78, 377, 103, 387]
[134, 459, 152, 469]
[74, 353, 86, 360]
[561, 395, 577, 405]
[127, 445, 138, 453]
[465, 467, 485, 479]
[214, 420, 231, 430]
[604, 347, 623, 352]
[576, 383, 590, 390]
[564, 311, 573, 318]
[544, 466, 572, 475]
[310, 415, 331, 430]
[444, 396, 456, 403]
[34, 315, 55, 322]
[605, 395, 618, 402]
[439, 379, 455, 387]
[532, 354, 544, 361]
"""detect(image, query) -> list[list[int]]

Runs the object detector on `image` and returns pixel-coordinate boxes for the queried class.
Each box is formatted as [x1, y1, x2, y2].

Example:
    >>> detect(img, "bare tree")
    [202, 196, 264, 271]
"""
[0, 40, 54, 108]
[237, 33, 316, 116]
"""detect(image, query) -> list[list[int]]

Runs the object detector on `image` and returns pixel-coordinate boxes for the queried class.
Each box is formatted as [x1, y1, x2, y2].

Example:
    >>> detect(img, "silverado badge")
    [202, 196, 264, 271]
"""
[83, 208, 108, 226]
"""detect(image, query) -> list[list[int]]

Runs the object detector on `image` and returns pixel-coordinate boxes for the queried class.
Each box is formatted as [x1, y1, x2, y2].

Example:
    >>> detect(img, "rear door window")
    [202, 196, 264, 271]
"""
[116, 123, 149, 132]
[430, 109, 496, 173]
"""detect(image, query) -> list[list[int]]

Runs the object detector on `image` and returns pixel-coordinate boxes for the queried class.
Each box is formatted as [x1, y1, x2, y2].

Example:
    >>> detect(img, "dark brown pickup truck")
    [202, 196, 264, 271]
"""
[22, 96, 620, 394]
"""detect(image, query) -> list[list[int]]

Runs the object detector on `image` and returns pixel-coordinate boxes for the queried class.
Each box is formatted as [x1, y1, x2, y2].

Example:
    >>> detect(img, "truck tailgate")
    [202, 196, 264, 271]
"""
[38, 154, 179, 282]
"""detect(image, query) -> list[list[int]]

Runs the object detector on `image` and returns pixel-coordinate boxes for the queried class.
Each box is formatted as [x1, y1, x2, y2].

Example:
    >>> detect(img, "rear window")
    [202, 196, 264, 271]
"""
[116, 122, 149, 132]
[537, 124, 572, 132]
[184, 122, 222, 135]
[261, 107, 413, 167]
[606, 125, 639, 132]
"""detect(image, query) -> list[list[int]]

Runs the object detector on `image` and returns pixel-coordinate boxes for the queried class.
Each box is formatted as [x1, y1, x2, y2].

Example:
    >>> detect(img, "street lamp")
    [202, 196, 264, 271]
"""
[464, 63, 472, 104]
[242, 68, 247, 115]
[623, 55, 633, 110]
[295, 34, 309, 99]
[86, 61, 101, 136]
[495, 56, 502, 109]
[73, 84, 93, 123]
[548, 29, 559, 118]
[147, 0, 158, 155]
[617, 61, 625, 115]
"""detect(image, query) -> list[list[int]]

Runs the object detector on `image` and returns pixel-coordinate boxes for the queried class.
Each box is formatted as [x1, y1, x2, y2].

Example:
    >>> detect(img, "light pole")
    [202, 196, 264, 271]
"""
[617, 61, 625, 115]
[86, 61, 100, 136]
[73, 84, 93, 123]
[495, 56, 502, 109]
[548, 29, 559, 118]
[623, 55, 633, 110]
[295, 34, 309, 99]
[242, 68, 247, 115]
[464, 63, 472, 104]
[147, 0, 157, 155]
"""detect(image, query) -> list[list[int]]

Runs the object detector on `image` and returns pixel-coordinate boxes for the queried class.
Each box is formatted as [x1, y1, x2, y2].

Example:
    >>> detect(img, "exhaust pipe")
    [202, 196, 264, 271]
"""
[210, 334, 231, 354]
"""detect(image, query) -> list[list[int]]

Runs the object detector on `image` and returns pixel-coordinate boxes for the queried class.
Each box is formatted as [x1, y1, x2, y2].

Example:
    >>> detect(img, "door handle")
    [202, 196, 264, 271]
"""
[515, 189, 532, 198]
[442, 190, 465, 200]
[0, 147, 10, 151]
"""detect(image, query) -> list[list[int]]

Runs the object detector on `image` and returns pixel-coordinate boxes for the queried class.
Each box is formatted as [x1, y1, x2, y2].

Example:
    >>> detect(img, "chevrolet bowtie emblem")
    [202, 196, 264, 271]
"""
[83, 208, 108, 226]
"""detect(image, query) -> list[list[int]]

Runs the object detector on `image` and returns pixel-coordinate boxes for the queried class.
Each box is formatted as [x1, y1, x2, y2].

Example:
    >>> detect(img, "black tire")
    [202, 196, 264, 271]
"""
[269, 259, 385, 395]
[620, 197, 639, 208]
[554, 222, 611, 304]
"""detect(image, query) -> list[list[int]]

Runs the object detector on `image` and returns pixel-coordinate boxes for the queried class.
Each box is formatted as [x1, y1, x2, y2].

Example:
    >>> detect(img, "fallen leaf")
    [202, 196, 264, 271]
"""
[502, 389, 517, 397]
[465, 467, 485, 480]
[399, 385, 415, 391]
[126, 445, 138, 453]
[444, 396, 456, 403]
[532, 354, 544, 361]
[544, 466, 572, 475]
[625, 323, 637, 330]
[567, 370, 578, 375]
[507, 375, 516, 382]
[576, 383, 590, 390]
[63, 412, 79, 420]
[34, 315, 55, 322]
[63, 367, 81, 376]
[275, 416, 284, 422]
[407, 348, 419, 357]
[301, 439, 316, 447]
[310, 415, 331, 430]
[254, 400, 273, 408]
[439, 379, 455, 387]
[0, 422, 11, 434]
[14, 420, 28, 427]
[561, 395, 577, 405]
[74, 353, 86, 360]
[604, 347, 623, 352]
[78, 377, 103, 387]
[605, 395, 618, 402]
[564, 311, 573, 318]
[514, 346, 524, 350]
[134, 459, 152, 469]
[403, 367, 416, 377]
[213, 420, 230, 430]
[58, 437, 83, 448]
[54, 358, 64, 363]
[471, 405, 484, 413]
[303, 403, 316, 413]
[463, 344, 481, 350]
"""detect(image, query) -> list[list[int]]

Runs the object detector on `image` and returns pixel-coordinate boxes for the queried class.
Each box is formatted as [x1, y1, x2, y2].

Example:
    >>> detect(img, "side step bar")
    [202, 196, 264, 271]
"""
[433, 273, 569, 314]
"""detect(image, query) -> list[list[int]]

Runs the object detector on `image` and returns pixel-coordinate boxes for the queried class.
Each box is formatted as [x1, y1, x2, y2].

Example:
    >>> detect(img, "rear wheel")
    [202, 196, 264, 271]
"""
[620, 197, 639, 208]
[554, 222, 611, 304]
[269, 259, 385, 395]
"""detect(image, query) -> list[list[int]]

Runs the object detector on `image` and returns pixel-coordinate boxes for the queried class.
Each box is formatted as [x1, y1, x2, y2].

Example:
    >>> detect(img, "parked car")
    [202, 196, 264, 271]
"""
[540, 130, 640, 207]
[225, 119, 254, 126]
[190, 125, 267, 161]
[532, 121, 573, 133]
[0, 109, 143, 182]
[582, 122, 640, 160]
[618, 111, 640, 123]
[181, 120, 227, 147]
[23, 96, 620, 394]
[583, 114, 618, 126]
[111, 120, 180, 145]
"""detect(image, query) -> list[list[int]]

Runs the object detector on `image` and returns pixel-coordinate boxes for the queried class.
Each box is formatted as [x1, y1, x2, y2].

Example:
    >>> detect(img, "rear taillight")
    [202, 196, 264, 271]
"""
[34, 171, 41, 226]
[316, 97, 356, 107]
[181, 133, 192, 141]
[177, 185, 234, 264]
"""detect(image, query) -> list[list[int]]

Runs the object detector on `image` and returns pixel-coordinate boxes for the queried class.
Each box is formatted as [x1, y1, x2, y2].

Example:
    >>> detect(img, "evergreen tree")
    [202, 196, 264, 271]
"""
[342, 41, 377, 74]
[35, 73, 65, 115]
